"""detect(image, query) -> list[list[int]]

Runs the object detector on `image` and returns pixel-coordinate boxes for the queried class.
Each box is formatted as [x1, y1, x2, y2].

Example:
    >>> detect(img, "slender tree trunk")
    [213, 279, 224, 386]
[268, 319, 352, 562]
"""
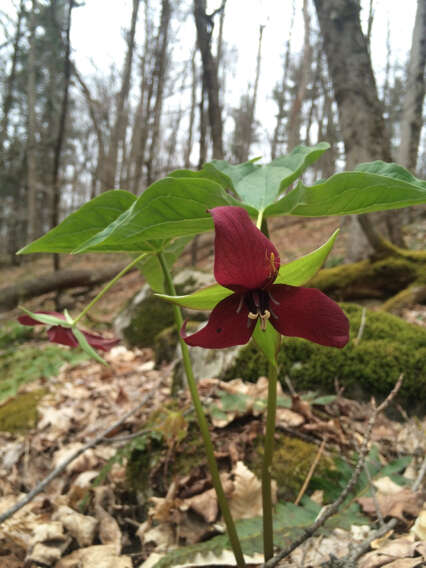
[193, 0, 224, 159]
[288, 0, 312, 151]
[0, 0, 24, 153]
[146, 0, 171, 185]
[271, 0, 295, 160]
[26, 0, 38, 243]
[51, 0, 73, 273]
[397, 0, 425, 172]
[73, 66, 105, 196]
[243, 24, 264, 160]
[103, 0, 140, 190]
[184, 49, 197, 168]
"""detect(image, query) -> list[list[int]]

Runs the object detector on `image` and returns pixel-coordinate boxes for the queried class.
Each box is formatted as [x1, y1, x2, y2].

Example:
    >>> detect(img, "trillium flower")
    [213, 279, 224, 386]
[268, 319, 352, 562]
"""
[18, 311, 119, 352]
[182, 207, 349, 349]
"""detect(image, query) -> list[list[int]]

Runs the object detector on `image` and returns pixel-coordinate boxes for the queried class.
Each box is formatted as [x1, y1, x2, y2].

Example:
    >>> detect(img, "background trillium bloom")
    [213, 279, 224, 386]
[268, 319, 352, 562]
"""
[18, 311, 120, 352]
[182, 207, 349, 349]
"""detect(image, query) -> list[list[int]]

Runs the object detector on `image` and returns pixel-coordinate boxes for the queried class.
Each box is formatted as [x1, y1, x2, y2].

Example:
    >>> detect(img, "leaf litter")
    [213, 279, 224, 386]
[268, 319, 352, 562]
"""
[0, 346, 424, 567]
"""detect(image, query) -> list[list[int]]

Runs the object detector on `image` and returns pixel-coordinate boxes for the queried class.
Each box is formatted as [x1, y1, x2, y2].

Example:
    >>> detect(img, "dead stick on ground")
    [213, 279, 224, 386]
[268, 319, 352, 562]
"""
[295, 438, 326, 506]
[0, 389, 155, 525]
[262, 374, 404, 568]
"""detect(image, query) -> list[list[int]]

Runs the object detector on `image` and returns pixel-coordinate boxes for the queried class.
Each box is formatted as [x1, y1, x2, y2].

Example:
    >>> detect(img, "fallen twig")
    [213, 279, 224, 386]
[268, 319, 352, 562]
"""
[295, 438, 326, 506]
[0, 389, 155, 525]
[263, 374, 404, 568]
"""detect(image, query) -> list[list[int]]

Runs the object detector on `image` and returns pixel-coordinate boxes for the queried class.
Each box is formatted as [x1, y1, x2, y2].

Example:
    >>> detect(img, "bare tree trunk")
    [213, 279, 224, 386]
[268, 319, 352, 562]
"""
[73, 66, 105, 196]
[271, 0, 295, 160]
[397, 0, 425, 172]
[184, 49, 197, 168]
[243, 24, 264, 161]
[146, 0, 171, 185]
[0, 0, 24, 153]
[313, 0, 393, 259]
[103, 0, 139, 190]
[26, 0, 38, 243]
[193, 0, 224, 159]
[288, 0, 312, 151]
[51, 0, 73, 274]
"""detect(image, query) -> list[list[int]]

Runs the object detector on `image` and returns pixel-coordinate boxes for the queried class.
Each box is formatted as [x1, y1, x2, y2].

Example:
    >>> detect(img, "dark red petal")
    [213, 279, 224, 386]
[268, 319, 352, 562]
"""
[82, 330, 120, 352]
[18, 311, 65, 326]
[182, 294, 255, 348]
[269, 285, 349, 348]
[210, 207, 280, 293]
[47, 326, 79, 347]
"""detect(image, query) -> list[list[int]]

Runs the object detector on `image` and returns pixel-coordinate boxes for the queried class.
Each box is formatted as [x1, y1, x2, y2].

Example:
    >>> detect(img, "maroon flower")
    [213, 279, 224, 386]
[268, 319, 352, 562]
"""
[182, 207, 349, 349]
[18, 311, 120, 352]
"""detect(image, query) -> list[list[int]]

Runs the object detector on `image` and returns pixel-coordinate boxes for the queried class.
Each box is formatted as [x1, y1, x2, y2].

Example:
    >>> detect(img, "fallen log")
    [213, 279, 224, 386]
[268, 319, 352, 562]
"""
[0, 262, 135, 312]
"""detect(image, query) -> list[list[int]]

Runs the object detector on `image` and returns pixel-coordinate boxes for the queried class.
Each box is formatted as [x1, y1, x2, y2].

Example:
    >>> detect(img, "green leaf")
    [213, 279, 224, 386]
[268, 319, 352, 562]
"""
[74, 177, 235, 253]
[265, 162, 426, 217]
[156, 282, 232, 310]
[208, 143, 330, 211]
[18, 190, 136, 254]
[252, 321, 281, 366]
[136, 236, 193, 293]
[275, 229, 339, 286]
[72, 328, 107, 366]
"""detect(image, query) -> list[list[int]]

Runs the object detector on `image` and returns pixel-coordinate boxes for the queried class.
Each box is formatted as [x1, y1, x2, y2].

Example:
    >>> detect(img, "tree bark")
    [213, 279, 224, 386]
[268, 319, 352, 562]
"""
[26, 0, 39, 243]
[271, 0, 295, 160]
[397, 0, 425, 172]
[51, 0, 73, 273]
[288, 0, 312, 151]
[103, 0, 140, 190]
[193, 0, 224, 159]
[313, 0, 395, 259]
[146, 0, 171, 185]
[0, 0, 24, 154]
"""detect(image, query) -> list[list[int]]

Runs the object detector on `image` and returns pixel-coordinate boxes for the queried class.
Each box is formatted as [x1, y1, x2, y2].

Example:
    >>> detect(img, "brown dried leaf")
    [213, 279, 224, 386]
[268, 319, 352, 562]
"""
[358, 488, 421, 522]
[53, 506, 98, 548]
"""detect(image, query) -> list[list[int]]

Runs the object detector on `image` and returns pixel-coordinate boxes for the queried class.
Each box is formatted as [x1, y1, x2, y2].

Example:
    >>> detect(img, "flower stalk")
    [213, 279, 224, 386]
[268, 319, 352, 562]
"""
[73, 252, 148, 326]
[262, 362, 278, 560]
[157, 252, 246, 568]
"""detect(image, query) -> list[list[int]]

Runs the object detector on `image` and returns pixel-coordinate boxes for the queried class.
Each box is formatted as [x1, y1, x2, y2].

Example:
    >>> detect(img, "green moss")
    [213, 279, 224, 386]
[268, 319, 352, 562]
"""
[0, 389, 46, 432]
[224, 304, 426, 410]
[0, 321, 34, 349]
[0, 344, 88, 403]
[250, 433, 334, 502]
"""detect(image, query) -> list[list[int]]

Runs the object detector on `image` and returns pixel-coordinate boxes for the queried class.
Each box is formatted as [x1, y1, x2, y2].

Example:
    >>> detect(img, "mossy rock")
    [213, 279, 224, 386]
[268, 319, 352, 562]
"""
[223, 304, 426, 411]
[115, 270, 213, 348]
[0, 389, 47, 432]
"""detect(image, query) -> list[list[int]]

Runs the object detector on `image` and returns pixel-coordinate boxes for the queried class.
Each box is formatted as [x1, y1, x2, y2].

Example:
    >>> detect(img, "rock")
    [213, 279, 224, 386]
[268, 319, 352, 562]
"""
[114, 269, 214, 349]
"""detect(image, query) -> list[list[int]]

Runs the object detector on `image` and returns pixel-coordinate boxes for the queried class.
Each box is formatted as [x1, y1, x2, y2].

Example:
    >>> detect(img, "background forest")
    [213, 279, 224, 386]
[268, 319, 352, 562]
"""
[0, 0, 424, 264]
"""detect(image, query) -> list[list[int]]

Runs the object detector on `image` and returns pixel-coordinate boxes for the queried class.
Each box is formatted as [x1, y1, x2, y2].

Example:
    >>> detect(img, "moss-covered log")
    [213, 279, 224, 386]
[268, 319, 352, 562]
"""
[309, 244, 426, 314]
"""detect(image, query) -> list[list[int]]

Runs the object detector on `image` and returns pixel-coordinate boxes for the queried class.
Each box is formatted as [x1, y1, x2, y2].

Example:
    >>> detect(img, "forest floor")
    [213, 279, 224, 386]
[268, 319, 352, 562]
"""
[0, 215, 425, 567]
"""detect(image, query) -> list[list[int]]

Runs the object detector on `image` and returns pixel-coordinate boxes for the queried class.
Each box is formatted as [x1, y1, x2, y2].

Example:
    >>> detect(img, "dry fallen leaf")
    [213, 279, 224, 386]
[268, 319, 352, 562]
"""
[53, 505, 98, 548]
[358, 488, 421, 522]
[228, 461, 276, 521]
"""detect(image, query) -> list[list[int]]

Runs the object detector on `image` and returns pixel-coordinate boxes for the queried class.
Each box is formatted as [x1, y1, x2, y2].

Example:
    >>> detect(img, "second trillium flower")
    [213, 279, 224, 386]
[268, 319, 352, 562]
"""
[182, 207, 349, 349]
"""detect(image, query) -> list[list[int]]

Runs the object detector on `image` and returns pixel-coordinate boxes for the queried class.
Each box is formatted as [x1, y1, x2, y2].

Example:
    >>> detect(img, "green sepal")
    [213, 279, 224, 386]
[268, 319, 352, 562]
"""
[19, 307, 73, 328]
[275, 229, 339, 286]
[72, 327, 108, 366]
[156, 283, 232, 310]
[252, 322, 281, 366]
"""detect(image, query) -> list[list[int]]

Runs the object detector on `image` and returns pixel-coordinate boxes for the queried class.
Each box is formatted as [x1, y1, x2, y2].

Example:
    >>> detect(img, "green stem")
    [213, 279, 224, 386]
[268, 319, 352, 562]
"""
[256, 209, 264, 229]
[157, 252, 246, 568]
[73, 252, 148, 326]
[262, 361, 278, 561]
